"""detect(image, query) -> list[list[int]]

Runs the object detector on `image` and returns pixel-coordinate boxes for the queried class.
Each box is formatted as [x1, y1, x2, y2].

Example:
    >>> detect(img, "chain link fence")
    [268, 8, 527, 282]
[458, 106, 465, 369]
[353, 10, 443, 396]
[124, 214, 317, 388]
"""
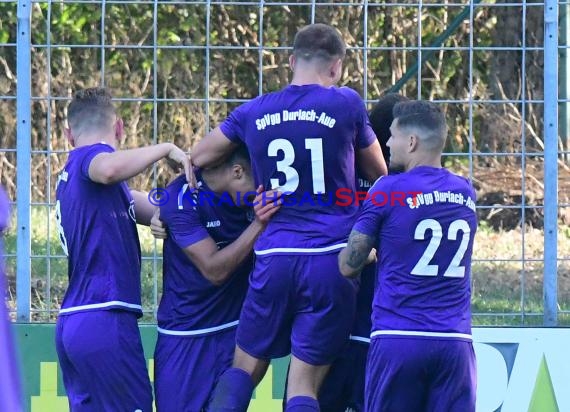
[1, 0, 567, 325]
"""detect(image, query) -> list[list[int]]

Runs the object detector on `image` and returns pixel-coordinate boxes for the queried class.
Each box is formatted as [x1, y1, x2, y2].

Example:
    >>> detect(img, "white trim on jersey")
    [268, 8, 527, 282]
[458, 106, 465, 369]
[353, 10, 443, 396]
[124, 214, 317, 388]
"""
[178, 183, 189, 210]
[349, 335, 371, 344]
[157, 319, 239, 336]
[254, 242, 348, 256]
[370, 330, 472, 340]
[59, 300, 143, 314]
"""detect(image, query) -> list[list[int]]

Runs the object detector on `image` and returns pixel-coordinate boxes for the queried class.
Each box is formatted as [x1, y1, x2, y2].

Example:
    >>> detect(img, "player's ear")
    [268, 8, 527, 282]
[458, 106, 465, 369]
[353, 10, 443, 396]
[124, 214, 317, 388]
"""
[408, 134, 419, 153]
[330, 58, 342, 80]
[289, 55, 296, 72]
[115, 117, 124, 142]
[232, 164, 244, 180]
[64, 127, 75, 147]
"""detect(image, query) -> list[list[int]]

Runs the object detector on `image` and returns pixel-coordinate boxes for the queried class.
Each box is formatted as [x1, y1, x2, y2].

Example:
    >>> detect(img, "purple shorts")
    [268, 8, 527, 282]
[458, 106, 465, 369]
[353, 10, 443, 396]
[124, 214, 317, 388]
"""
[55, 310, 153, 412]
[154, 327, 236, 411]
[236, 253, 357, 365]
[318, 339, 368, 412]
[365, 337, 476, 412]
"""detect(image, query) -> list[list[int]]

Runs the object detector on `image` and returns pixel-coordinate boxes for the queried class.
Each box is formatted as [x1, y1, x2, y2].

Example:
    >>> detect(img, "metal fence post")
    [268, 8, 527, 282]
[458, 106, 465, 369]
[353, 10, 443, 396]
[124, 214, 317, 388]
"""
[16, 0, 32, 322]
[544, 0, 559, 326]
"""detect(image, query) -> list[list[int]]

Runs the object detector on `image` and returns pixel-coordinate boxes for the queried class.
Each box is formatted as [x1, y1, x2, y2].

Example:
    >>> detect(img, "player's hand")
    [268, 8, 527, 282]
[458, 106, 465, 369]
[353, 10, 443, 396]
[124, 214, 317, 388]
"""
[166, 144, 195, 187]
[253, 185, 281, 226]
[150, 208, 167, 240]
[366, 248, 377, 265]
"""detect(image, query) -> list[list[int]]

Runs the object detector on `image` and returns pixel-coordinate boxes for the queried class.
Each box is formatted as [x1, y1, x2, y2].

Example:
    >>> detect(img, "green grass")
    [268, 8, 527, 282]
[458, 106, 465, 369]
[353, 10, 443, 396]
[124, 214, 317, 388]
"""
[4, 207, 163, 322]
[4, 208, 570, 325]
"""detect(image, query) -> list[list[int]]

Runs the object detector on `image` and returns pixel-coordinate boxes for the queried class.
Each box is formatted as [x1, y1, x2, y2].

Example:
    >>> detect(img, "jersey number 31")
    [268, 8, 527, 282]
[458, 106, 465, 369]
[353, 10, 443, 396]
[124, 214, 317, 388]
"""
[268, 138, 325, 193]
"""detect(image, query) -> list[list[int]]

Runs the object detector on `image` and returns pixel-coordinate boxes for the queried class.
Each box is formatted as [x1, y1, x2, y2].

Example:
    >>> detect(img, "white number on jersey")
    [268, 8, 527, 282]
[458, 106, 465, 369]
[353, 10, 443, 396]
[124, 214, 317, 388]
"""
[55, 200, 69, 256]
[410, 218, 471, 278]
[267, 138, 325, 193]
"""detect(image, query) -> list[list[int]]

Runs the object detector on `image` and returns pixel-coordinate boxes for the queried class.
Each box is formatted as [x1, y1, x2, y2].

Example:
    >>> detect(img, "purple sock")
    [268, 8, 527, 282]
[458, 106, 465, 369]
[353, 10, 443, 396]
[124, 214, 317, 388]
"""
[285, 396, 320, 412]
[209, 367, 254, 412]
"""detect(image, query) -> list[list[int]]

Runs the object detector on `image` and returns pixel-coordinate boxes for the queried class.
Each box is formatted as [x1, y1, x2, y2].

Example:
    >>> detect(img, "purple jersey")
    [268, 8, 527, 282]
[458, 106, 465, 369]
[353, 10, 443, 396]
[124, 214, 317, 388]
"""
[353, 166, 477, 337]
[157, 172, 252, 333]
[351, 176, 375, 340]
[220, 85, 376, 255]
[55, 143, 142, 316]
[0, 188, 23, 412]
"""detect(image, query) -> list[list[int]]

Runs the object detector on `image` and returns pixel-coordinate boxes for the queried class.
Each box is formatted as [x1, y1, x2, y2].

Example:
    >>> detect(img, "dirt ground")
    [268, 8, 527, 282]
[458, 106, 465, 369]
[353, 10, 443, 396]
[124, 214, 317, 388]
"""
[449, 159, 570, 230]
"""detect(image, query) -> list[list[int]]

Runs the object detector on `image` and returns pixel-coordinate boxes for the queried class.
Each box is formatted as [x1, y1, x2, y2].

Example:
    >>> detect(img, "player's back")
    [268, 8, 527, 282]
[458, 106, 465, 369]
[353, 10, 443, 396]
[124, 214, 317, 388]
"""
[369, 166, 477, 337]
[221, 84, 376, 254]
[55, 143, 142, 316]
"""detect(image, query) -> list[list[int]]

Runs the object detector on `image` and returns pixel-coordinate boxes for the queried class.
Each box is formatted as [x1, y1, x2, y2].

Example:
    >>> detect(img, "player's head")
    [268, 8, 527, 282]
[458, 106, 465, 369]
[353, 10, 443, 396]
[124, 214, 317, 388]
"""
[290, 24, 346, 86]
[369, 93, 410, 167]
[65, 88, 123, 148]
[387, 100, 447, 173]
[222, 145, 255, 206]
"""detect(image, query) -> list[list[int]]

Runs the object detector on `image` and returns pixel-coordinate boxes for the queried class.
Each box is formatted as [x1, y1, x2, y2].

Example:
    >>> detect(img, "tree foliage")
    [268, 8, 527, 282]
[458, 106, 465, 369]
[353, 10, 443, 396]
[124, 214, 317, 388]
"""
[0, 1, 546, 202]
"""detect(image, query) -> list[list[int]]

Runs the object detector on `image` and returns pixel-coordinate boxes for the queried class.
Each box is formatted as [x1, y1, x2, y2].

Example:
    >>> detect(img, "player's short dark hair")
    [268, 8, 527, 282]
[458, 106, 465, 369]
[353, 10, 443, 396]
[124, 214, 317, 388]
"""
[67, 87, 117, 133]
[226, 144, 251, 171]
[293, 24, 346, 62]
[393, 100, 447, 146]
[369, 93, 410, 164]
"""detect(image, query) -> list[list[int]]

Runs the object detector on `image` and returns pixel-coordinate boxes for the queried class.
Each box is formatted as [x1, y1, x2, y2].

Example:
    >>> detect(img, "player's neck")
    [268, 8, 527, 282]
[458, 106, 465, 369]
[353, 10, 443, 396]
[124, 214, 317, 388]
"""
[406, 155, 442, 172]
[200, 167, 226, 193]
[75, 132, 118, 150]
[290, 71, 334, 87]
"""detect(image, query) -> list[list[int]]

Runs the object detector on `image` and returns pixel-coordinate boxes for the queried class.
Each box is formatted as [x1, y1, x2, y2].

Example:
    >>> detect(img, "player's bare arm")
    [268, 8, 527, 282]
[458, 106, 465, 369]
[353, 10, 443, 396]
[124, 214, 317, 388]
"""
[181, 187, 281, 286]
[88, 143, 193, 185]
[191, 127, 238, 169]
[339, 229, 377, 278]
[356, 140, 388, 182]
[130, 190, 156, 226]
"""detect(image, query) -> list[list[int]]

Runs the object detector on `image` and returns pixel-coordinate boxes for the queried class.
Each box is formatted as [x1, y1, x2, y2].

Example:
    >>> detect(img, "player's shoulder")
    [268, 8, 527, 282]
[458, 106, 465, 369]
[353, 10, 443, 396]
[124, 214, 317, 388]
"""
[451, 170, 473, 186]
[334, 86, 364, 105]
[336, 86, 361, 98]
[161, 174, 196, 214]
[445, 170, 477, 195]
[64, 143, 115, 178]
[72, 142, 114, 157]
[368, 173, 398, 192]
[248, 89, 285, 105]
[165, 174, 189, 193]
[226, 96, 262, 119]
[68, 142, 113, 165]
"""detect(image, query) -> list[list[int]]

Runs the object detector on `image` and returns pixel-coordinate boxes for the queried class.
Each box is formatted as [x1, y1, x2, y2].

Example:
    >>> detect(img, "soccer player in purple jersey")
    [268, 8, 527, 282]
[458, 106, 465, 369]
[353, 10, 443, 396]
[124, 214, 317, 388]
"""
[154, 146, 280, 411]
[339, 100, 477, 412]
[318, 93, 409, 412]
[54, 88, 191, 411]
[192, 24, 387, 412]
[0, 187, 23, 412]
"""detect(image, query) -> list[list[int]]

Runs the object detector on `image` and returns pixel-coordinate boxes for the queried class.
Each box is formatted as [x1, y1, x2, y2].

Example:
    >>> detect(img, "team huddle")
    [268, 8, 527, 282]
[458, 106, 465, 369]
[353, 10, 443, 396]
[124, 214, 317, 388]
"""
[55, 24, 477, 412]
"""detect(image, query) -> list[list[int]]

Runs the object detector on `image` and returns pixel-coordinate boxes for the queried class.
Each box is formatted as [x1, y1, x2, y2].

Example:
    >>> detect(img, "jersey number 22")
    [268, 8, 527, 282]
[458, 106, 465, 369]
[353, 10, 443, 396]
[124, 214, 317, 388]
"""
[411, 218, 471, 278]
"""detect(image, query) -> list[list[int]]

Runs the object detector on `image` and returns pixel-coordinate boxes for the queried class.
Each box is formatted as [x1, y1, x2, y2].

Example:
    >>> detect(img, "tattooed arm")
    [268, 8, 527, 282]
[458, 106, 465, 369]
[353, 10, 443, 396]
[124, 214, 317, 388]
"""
[338, 229, 377, 278]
